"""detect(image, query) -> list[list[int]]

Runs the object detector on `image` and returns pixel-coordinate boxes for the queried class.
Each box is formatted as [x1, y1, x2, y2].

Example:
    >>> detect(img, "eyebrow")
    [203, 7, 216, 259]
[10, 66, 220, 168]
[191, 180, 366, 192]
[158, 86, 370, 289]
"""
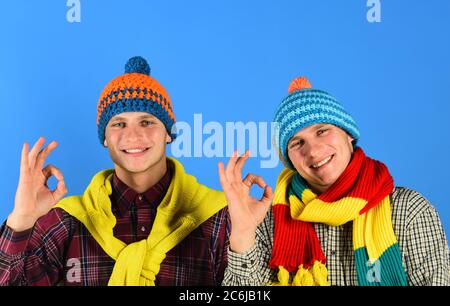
[314, 124, 328, 130]
[110, 115, 155, 122]
[137, 115, 155, 120]
[288, 124, 330, 144]
[110, 116, 125, 122]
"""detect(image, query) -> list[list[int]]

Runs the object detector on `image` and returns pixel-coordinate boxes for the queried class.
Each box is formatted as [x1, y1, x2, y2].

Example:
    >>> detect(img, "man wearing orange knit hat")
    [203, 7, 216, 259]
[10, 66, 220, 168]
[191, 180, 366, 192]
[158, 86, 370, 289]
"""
[0, 56, 229, 286]
[220, 77, 449, 286]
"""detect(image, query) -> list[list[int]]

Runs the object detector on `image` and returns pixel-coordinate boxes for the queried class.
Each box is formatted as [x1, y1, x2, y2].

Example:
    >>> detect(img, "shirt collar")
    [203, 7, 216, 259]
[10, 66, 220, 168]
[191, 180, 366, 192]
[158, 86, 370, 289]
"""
[111, 162, 173, 217]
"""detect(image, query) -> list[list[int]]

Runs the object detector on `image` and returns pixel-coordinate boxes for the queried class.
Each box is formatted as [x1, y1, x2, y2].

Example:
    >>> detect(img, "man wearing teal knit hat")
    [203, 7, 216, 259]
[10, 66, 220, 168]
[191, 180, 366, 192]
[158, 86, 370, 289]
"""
[0, 56, 230, 286]
[220, 76, 449, 286]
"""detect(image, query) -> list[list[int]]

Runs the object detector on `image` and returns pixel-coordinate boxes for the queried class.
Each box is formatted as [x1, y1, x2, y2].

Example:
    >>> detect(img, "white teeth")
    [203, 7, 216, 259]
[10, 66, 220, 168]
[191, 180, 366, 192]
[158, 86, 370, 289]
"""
[312, 155, 333, 169]
[125, 148, 146, 153]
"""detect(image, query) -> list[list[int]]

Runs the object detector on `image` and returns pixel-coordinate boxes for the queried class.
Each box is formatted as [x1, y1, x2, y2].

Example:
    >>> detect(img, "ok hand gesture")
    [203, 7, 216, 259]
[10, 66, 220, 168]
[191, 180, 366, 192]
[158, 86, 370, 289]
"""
[7, 137, 67, 232]
[218, 151, 273, 253]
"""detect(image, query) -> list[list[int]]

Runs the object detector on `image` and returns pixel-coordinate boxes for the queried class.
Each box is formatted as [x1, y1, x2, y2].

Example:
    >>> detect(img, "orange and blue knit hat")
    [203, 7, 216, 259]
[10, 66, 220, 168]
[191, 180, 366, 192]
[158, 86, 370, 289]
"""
[96, 56, 176, 144]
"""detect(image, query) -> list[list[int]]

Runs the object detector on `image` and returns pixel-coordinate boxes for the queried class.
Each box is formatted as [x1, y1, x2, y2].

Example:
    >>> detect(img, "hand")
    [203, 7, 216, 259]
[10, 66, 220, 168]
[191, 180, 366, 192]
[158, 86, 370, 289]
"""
[218, 151, 274, 253]
[7, 137, 67, 232]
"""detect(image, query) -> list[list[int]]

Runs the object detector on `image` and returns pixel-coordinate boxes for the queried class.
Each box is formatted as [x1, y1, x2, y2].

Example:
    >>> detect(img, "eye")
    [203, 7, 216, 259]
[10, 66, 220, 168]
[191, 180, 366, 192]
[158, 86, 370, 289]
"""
[111, 122, 125, 128]
[141, 120, 154, 126]
[317, 128, 329, 136]
[289, 139, 304, 149]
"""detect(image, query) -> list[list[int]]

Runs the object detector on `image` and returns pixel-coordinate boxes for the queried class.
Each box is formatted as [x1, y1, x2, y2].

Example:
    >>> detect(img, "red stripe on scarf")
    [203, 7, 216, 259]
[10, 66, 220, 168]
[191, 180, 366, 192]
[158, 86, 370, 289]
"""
[318, 148, 393, 215]
[269, 205, 326, 272]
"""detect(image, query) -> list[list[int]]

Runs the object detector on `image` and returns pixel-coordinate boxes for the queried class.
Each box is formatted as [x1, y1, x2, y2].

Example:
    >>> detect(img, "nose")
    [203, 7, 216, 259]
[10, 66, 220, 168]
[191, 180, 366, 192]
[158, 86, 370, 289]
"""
[303, 138, 325, 159]
[123, 125, 143, 141]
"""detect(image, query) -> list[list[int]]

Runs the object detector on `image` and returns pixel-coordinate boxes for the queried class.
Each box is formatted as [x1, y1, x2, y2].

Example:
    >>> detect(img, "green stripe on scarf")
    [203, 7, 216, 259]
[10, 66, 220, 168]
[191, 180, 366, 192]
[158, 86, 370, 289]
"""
[355, 244, 408, 286]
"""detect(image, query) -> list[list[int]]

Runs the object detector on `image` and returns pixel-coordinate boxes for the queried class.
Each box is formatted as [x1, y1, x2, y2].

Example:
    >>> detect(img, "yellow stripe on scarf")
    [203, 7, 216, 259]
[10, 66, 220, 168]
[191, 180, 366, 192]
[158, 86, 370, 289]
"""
[292, 195, 367, 226]
[353, 195, 397, 263]
[273, 168, 367, 227]
[55, 157, 226, 286]
[272, 168, 295, 206]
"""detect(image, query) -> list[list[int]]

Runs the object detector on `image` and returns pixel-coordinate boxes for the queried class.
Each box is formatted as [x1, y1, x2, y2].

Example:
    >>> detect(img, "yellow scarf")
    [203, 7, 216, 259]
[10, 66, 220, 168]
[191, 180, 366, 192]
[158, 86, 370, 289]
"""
[55, 157, 226, 286]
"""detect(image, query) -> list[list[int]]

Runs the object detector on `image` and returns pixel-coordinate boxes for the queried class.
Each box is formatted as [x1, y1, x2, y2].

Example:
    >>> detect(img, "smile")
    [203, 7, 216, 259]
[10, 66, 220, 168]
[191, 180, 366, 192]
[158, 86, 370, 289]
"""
[311, 154, 334, 169]
[122, 147, 150, 154]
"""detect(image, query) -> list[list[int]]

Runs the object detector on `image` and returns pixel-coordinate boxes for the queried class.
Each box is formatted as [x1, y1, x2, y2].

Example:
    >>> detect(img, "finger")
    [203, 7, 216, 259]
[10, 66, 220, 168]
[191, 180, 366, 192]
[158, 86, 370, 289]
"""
[242, 173, 257, 188]
[234, 150, 250, 178]
[260, 185, 274, 205]
[35, 141, 58, 170]
[218, 162, 229, 186]
[28, 137, 46, 169]
[53, 178, 68, 202]
[225, 151, 239, 180]
[42, 164, 64, 184]
[19, 143, 30, 177]
[242, 174, 268, 190]
[252, 176, 268, 190]
[42, 164, 67, 201]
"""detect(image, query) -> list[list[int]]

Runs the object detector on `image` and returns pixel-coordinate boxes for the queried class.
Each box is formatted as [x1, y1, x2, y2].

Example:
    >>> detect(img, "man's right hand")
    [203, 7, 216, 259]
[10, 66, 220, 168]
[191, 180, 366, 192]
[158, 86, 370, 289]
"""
[218, 151, 274, 254]
[7, 137, 67, 232]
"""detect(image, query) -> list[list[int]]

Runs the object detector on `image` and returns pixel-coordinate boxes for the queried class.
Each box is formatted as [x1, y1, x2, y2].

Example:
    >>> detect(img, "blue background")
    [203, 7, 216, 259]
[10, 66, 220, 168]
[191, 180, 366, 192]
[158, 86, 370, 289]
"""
[1, 0, 449, 239]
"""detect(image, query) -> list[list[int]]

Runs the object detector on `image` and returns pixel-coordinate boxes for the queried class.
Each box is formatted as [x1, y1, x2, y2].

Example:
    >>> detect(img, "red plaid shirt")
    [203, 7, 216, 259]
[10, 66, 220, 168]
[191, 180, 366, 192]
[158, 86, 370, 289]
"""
[0, 164, 230, 286]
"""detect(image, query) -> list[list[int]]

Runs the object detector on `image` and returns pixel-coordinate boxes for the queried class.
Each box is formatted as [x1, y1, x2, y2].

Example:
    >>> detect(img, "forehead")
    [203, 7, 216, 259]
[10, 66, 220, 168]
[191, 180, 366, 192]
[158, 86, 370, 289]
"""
[292, 123, 343, 137]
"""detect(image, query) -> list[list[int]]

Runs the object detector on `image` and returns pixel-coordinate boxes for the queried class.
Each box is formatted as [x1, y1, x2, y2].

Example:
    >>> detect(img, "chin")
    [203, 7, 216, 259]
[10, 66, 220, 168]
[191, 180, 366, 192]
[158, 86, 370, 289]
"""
[129, 163, 153, 172]
[116, 162, 148, 174]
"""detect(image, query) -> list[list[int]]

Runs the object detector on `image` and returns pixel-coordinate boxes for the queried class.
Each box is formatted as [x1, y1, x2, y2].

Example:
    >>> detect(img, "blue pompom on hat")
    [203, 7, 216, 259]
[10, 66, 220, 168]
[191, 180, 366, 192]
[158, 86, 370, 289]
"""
[124, 56, 151, 75]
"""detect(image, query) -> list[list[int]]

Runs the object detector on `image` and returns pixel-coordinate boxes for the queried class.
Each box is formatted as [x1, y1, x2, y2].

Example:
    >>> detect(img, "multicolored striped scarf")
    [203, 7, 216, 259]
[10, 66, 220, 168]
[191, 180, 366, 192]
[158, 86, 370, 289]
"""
[269, 148, 408, 286]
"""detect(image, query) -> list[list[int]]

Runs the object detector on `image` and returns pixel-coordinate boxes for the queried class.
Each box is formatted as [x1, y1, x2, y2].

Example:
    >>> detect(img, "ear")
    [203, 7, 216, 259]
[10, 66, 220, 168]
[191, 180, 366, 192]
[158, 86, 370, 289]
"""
[347, 135, 355, 152]
[166, 134, 172, 144]
[103, 139, 108, 147]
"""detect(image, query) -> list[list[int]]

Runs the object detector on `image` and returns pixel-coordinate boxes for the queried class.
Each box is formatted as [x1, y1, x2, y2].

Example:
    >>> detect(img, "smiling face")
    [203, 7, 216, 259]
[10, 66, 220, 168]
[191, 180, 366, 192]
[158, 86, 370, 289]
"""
[287, 123, 354, 194]
[104, 112, 171, 177]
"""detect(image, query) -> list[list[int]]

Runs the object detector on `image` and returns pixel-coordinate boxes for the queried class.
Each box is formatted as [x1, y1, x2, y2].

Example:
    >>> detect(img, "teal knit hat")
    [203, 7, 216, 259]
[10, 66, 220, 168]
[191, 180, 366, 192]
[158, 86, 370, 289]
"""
[274, 77, 360, 169]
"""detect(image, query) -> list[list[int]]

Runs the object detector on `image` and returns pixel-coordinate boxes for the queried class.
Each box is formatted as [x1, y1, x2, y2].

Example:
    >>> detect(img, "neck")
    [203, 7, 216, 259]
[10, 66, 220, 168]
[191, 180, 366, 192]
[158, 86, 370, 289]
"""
[309, 185, 327, 195]
[115, 157, 168, 194]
